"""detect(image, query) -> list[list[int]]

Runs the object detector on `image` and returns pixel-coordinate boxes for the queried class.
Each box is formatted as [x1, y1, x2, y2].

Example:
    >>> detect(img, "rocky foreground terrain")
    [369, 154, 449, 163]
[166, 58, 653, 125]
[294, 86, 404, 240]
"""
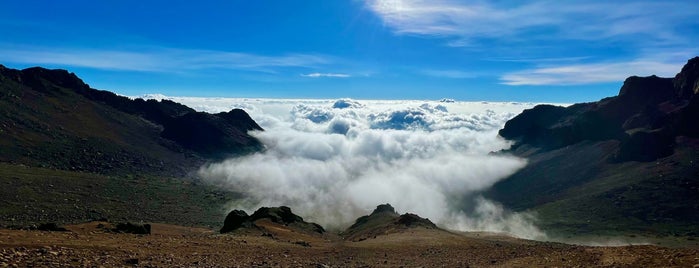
[1, 219, 698, 267]
[2, 205, 697, 267]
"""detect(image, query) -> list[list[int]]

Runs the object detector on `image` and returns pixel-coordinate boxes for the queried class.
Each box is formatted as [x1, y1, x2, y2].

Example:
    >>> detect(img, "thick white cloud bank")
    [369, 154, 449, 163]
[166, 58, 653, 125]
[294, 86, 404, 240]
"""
[143, 95, 548, 239]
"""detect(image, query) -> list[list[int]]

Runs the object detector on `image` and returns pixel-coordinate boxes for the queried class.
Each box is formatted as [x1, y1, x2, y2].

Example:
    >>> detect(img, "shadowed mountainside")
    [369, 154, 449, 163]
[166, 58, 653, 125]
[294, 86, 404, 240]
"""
[487, 57, 699, 236]
[0, 64, 263, 176]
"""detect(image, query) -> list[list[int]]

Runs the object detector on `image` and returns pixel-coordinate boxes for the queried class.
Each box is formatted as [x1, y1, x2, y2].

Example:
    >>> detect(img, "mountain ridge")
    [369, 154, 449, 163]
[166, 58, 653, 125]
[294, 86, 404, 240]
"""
[0, 64, 263, 176]
[488, 57, 699, 236]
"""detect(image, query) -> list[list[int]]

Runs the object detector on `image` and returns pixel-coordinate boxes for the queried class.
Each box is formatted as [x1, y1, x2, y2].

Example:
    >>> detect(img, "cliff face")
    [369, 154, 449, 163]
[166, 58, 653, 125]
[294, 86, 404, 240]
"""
[488, 57, 699, 236]
[499, 57, 699, 162]
[0, 65, 263, 175]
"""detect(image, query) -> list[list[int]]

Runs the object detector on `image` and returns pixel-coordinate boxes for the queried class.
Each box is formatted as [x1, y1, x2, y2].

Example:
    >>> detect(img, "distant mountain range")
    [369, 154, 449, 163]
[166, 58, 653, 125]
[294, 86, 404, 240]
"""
[0, 65, 263, 176]
[487, 57, 699, 236]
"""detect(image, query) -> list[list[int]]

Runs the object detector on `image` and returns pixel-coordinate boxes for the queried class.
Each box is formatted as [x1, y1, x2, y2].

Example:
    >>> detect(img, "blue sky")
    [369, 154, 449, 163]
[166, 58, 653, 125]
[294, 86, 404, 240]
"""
[1, 0, 697, 102]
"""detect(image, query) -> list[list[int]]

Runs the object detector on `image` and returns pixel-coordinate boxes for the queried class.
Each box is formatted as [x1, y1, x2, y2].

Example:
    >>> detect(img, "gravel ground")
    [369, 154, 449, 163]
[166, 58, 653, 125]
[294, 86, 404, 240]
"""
[1, 221, 698, 267]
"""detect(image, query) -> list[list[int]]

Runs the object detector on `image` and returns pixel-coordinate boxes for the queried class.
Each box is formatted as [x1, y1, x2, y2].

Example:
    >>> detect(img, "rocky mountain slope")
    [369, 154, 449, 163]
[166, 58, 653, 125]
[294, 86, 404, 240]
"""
[0, 64, 263, 176]
[0, 64, 264, 228]
[487, 57, 699, 236]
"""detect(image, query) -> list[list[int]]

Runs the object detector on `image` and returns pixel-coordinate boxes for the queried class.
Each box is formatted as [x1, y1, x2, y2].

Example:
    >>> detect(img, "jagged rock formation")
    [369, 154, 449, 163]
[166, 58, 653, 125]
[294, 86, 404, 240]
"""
[343, 204, 437, 241]
[0, 64, 263, 175]
[220, 206, 324, 234]
[488, 57, 699, 236]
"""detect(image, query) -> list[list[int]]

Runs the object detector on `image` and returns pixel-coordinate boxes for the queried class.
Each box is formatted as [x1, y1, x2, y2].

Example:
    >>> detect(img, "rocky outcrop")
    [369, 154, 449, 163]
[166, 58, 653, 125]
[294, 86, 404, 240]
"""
[161, 109, 264, 158]
[395, 213, 438, 229]
[343, 204, 438, 241]
[220, 206, 324, 234]
[499, 57, 699, 162]
[220, 210, 251, 233]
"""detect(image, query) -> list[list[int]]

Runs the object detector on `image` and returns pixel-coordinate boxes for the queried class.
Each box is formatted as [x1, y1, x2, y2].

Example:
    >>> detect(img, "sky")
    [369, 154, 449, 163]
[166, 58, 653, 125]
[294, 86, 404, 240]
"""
[0, 0, 697, 102]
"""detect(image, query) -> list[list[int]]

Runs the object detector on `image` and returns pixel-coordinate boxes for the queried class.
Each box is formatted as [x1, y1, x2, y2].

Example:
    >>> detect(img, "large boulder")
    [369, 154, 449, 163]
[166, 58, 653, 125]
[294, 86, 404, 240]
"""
[220, 210, 250, 233]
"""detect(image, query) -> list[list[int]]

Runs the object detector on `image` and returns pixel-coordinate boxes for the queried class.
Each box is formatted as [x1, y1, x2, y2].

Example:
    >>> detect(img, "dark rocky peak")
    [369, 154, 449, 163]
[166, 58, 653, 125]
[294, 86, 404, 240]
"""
[0, 65, 22, 82]
[617, 75, 674, 105]
[499, 105, 568, 136]
[131, 98, 195, 125]
[0, 64, 15, 75]
[249, 206, 304, 225]
[217, 108, 264, 132]
[160, 109, 264, 158]
[20, 67, 90, 92]
[343, 204, 439, 241]
[371, 203, 398, 216]
[674, 56, 699, 99]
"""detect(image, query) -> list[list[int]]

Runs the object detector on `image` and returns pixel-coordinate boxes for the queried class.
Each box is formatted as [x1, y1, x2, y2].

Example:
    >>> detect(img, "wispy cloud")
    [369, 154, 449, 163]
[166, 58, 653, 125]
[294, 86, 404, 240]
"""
[420, 69, 480, 79]
[500, 58, 684, 86]
[301, 72, 351, 78]
[0, 45, 331, 73]
[365, 0, 697, 47]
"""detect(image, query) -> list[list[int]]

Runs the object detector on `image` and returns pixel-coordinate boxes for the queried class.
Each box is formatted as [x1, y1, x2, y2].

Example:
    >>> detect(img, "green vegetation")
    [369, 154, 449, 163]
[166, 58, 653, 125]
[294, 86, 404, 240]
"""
[0, 163, 238, 229]
[491, 140, 699, 237]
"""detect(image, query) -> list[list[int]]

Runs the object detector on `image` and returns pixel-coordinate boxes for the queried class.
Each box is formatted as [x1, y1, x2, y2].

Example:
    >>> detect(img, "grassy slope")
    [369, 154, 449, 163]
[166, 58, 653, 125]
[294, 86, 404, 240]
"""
[0, 163, 237, 229]
[0, 68, 258, 230]
[0, 71, 199, 176]
[488, 138, 699, 237]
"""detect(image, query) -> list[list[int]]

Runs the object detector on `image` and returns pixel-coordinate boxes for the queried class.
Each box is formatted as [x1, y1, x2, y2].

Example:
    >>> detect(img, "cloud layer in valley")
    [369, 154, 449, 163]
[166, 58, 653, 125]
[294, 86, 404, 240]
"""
[145, 96, 550, 239]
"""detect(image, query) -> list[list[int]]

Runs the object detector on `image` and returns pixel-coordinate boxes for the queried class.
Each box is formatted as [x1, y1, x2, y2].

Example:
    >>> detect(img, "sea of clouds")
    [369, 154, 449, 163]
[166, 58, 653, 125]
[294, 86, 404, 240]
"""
[143, 95, 549, 239]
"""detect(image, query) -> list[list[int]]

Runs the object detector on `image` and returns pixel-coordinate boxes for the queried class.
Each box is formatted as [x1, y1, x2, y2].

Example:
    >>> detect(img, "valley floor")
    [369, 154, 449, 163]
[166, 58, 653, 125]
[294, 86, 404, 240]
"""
[1, 221, 698, 267]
